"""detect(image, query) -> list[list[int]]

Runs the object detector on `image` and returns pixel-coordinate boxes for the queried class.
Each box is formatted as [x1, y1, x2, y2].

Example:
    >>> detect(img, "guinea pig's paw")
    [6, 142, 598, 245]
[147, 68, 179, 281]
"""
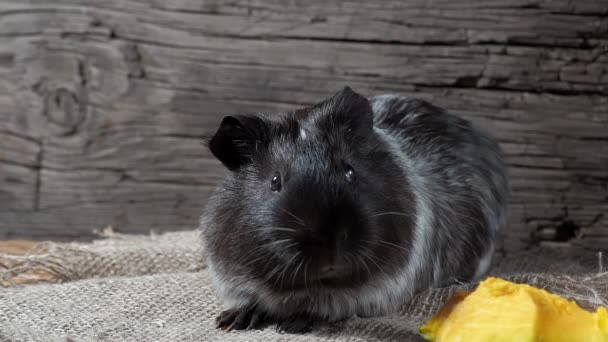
[275, 316, 314, 334]
[215, 305, 268, 331]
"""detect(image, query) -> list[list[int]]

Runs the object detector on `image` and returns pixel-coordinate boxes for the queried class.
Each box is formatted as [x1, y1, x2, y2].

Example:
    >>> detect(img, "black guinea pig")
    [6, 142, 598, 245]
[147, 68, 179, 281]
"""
[200, 86, 509, 333]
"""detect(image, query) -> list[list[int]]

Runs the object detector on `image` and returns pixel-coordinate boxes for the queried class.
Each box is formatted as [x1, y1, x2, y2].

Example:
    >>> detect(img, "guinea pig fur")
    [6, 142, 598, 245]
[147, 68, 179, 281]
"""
[200, 86, 509, 333]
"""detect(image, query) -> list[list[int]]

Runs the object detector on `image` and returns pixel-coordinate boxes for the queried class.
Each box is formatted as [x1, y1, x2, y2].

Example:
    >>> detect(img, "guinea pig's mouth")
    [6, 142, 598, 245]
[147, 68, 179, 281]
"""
[312, 265, 356, 287]
[271, 259, 370, 292]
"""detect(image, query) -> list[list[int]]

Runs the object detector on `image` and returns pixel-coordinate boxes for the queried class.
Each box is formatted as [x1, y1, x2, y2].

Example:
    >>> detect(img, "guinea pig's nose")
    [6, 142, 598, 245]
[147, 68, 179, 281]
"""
[319, 265, 337, 279]
[319, 264, 346, 279]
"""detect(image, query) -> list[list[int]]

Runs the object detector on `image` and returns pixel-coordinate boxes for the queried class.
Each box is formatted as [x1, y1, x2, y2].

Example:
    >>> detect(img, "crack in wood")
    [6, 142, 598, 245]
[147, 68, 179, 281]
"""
[0, 130, 41, 145]
[416, 82, 608, 96]
[34, 143, 43, 211]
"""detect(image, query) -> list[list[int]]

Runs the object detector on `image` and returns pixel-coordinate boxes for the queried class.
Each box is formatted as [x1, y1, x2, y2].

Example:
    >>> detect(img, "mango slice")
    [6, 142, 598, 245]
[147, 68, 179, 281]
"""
[420, 277, 608, 342]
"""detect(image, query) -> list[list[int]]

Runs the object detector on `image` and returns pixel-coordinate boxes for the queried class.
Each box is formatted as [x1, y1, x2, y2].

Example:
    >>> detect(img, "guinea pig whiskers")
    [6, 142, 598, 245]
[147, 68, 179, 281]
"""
[239, 239, 295, 267]
[277, 251, 302, 288]
[279, 208, 307, 227]
[370, 211, 413, 218]
[355, 253, 373, 279]
[265, 238, 294, 248]
[362, 238, 409, 253]
[258, 227, 297, 234]
[266, 263, 283, 284]
[354, 247, 373, 277]
[363, 253, 389, 279]
[236, 244, 266, 265]
[303, 258, 310, 290]
[242, 253, 274, 268]
[377, 240, 409, 253]
[239, 238, 291, 258]
[268, 244, 300, 283]
[291, 259, 305, 289]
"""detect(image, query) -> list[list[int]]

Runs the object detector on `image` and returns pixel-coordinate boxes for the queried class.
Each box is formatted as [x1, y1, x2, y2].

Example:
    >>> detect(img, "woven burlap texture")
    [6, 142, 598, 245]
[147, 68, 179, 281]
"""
[0, 230, 606, 342]
[0, 229, 204, 287]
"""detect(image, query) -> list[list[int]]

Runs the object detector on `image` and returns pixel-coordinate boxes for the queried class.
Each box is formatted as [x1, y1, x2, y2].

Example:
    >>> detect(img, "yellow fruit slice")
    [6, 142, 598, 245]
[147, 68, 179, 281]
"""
[420, 277, 608, 342]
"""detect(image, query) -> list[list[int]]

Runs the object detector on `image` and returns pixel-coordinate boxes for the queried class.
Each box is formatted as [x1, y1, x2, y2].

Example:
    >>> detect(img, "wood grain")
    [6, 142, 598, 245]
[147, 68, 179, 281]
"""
[0, 0, 606, 251]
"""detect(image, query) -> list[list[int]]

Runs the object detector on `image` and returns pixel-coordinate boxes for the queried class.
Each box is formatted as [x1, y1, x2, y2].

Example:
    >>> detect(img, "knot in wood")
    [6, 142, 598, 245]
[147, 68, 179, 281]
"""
[42, 87, 85, 136]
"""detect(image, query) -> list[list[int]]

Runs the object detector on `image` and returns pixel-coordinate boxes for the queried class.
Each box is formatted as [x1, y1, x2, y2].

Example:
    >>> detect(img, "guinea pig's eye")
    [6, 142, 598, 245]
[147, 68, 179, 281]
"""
[270, 172, 282, 192]
[345, 165, 355, 183]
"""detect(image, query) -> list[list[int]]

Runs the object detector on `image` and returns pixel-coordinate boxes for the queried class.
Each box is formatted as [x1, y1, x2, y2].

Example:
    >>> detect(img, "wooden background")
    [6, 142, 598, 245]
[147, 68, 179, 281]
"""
[0, 0, 606, 252]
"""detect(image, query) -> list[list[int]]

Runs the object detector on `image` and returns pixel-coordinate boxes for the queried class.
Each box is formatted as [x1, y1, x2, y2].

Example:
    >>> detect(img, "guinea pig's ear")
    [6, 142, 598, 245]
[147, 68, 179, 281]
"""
[208, 114, 269, 171]
[327, 86, 373, 133]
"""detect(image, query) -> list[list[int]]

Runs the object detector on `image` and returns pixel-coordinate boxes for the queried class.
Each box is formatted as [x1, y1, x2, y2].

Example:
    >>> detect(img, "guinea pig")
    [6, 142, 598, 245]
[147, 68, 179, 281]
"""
[200, 86, 509, 333]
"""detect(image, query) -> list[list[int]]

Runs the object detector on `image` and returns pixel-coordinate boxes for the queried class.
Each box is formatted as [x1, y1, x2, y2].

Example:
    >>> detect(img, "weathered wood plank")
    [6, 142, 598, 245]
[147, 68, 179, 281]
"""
[0, 0, 606, 252]
[0, 131, 40, 167]
[1, 1, 607, 95]
[0, 131, 40, 212]
[2, 0, 606, 47]
[0, 163, 38, 212]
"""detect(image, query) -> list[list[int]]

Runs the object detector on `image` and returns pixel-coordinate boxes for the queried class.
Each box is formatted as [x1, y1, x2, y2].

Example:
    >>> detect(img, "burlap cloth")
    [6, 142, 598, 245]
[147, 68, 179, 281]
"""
[1, 229, 606, 342]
